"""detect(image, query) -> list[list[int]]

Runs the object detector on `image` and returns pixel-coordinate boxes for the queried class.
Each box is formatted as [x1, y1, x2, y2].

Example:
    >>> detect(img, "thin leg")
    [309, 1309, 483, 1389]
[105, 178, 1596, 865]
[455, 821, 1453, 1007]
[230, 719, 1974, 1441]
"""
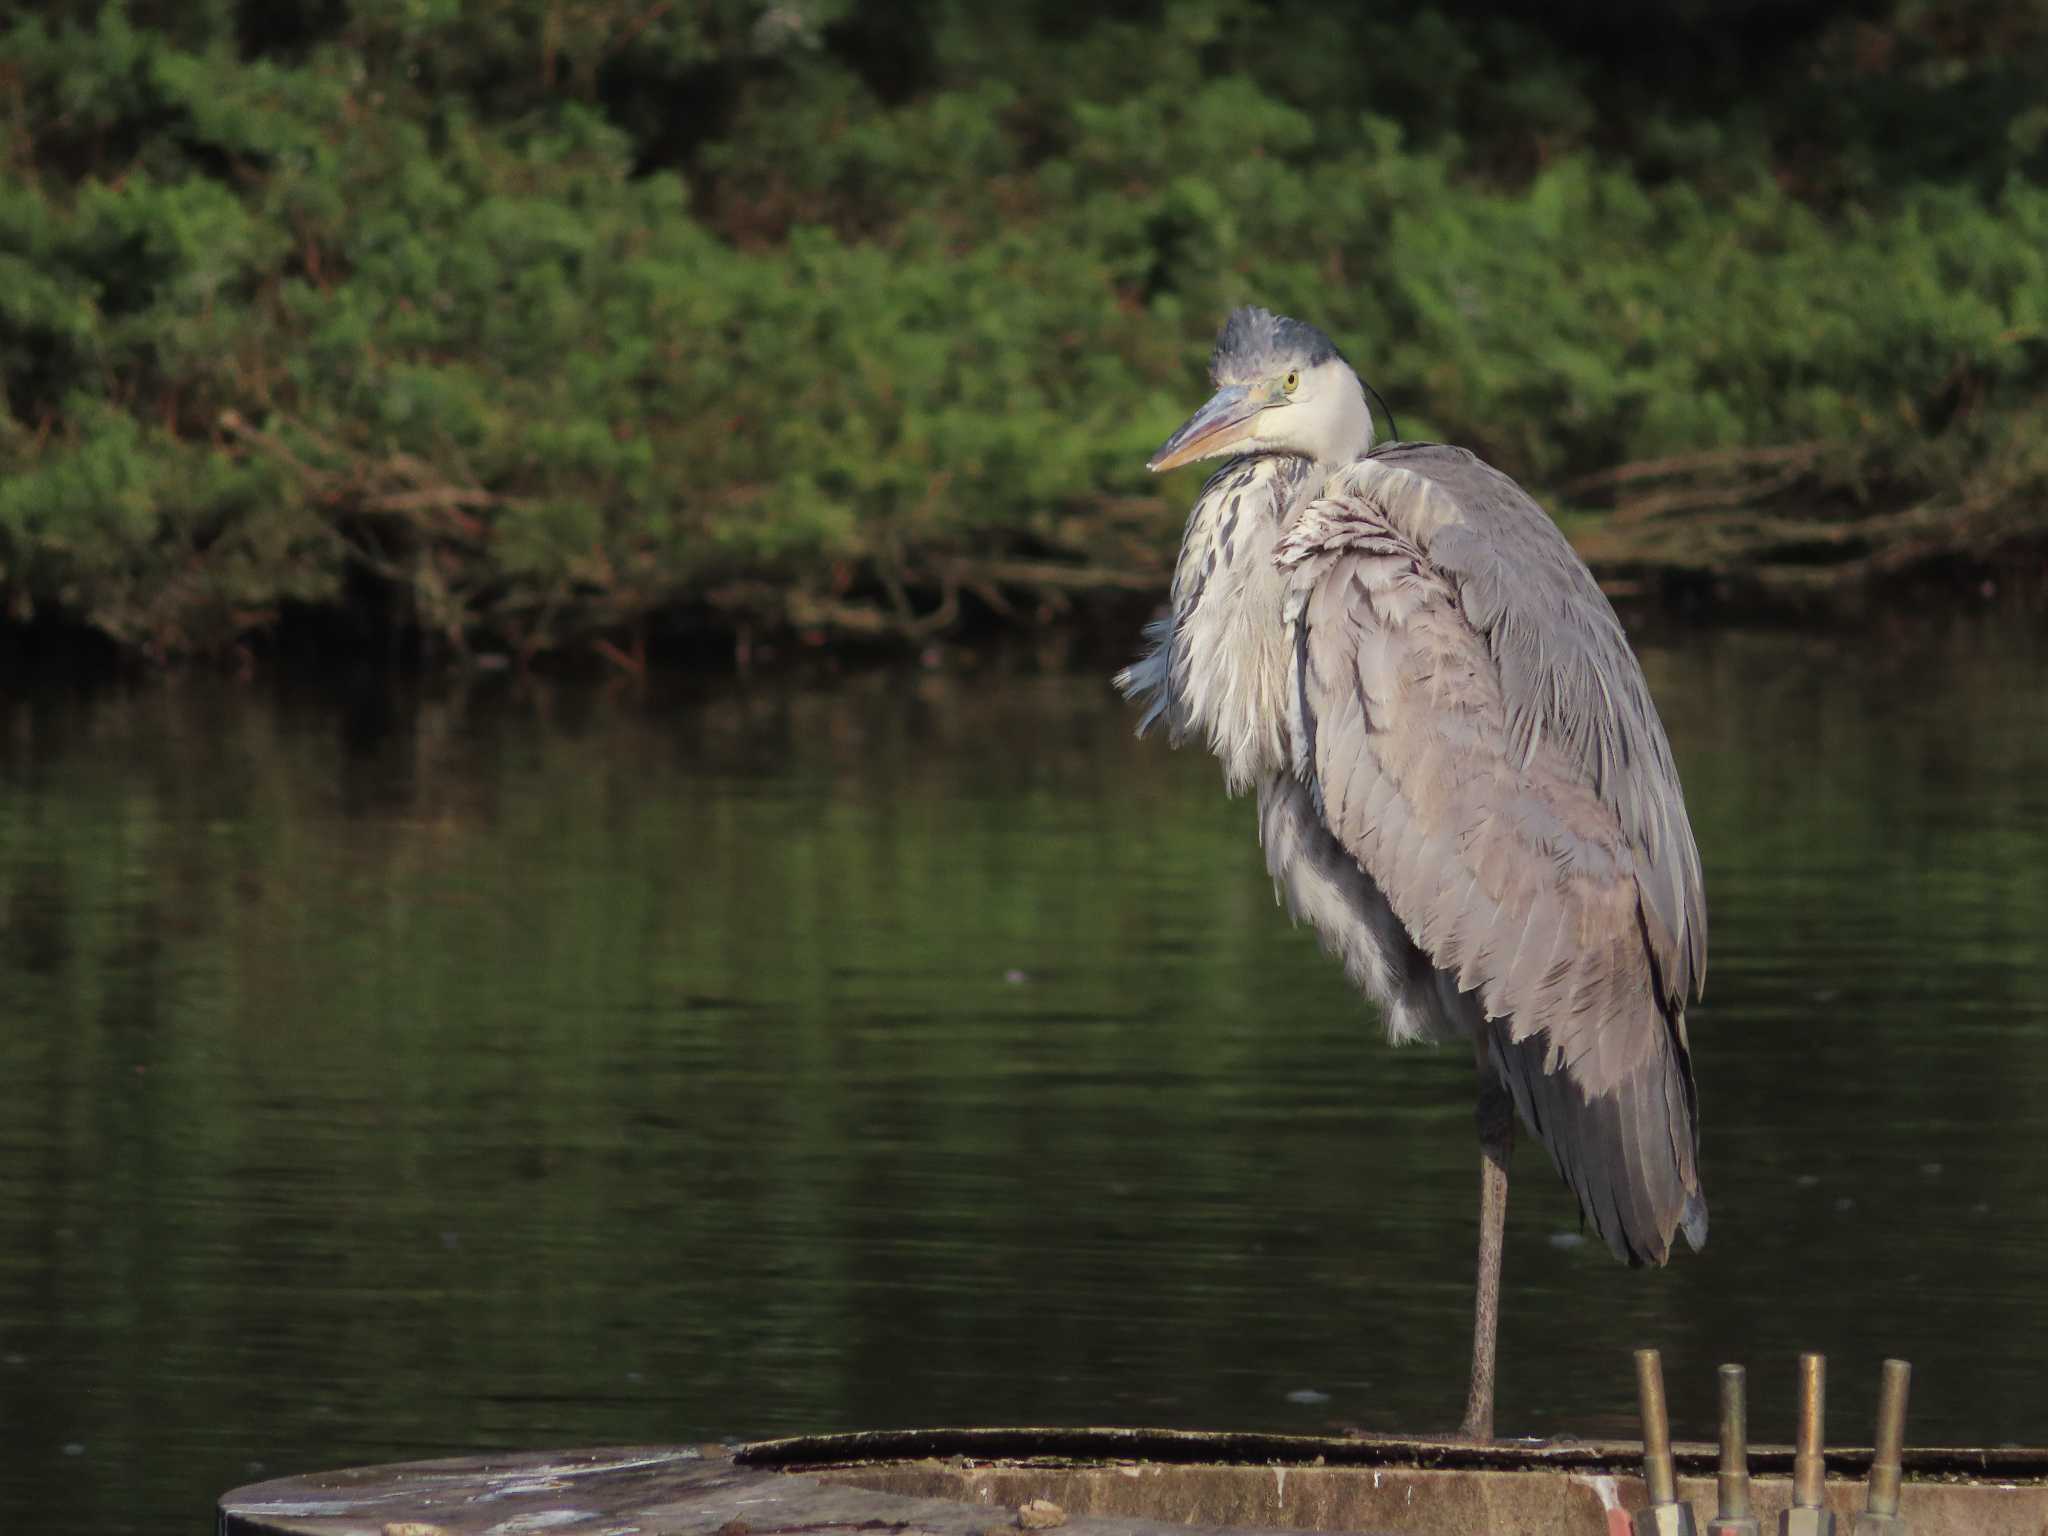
[1459, 1054, 1515, 1442]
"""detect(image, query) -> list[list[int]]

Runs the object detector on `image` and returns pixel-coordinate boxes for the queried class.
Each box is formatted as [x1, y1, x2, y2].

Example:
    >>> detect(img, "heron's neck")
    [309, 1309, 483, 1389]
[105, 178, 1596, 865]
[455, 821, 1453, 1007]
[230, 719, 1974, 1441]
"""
[1311, 369, 1376, 466]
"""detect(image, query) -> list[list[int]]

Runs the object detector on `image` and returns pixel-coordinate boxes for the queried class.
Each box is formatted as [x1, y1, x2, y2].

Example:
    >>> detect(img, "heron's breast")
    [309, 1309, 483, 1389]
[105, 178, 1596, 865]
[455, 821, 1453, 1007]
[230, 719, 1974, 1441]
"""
[1169, 456, 1315, 791]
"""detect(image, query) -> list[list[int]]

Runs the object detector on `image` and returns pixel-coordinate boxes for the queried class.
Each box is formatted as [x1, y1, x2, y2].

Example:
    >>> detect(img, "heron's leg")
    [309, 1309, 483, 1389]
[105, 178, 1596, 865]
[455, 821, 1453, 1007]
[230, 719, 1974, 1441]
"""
[1459, 1051, 1515, 1442]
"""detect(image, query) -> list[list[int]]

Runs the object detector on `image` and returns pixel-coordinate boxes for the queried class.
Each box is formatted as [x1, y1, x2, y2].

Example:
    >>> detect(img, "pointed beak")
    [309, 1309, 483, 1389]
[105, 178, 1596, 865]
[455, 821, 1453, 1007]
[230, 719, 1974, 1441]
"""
[1147, 384, 1263, 473]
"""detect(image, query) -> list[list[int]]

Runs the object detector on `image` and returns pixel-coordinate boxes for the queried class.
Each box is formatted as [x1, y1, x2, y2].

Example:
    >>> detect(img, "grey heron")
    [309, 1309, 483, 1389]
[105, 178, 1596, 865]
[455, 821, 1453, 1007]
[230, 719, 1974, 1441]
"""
[1118, 307, 1707, 1441]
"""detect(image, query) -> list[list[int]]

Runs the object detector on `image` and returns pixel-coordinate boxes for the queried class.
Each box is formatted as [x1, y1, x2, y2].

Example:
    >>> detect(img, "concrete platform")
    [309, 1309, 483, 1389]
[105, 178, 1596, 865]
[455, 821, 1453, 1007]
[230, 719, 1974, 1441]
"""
[217, 1428, 2048, 1536]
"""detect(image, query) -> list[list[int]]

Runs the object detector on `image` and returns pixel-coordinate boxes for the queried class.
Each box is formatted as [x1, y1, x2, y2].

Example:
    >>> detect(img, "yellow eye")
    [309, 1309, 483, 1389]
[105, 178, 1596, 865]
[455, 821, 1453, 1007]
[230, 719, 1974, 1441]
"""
[1283, 370, 1300, 394]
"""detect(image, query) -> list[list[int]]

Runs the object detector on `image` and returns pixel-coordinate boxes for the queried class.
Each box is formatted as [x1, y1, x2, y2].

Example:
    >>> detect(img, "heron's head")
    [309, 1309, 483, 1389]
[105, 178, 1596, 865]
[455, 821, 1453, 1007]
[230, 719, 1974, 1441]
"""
[1148, 307, 1381, 473]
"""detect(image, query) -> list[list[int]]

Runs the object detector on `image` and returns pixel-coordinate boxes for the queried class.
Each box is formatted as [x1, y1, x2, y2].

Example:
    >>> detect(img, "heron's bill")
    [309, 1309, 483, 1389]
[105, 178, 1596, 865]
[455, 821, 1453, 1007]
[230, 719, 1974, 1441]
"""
[1148, 385, 1262, 473]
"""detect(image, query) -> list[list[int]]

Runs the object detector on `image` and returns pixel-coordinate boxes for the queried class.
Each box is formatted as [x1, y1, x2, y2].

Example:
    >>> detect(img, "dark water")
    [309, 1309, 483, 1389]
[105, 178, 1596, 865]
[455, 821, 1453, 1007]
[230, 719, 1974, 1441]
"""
[3, 618, 2047, 1532]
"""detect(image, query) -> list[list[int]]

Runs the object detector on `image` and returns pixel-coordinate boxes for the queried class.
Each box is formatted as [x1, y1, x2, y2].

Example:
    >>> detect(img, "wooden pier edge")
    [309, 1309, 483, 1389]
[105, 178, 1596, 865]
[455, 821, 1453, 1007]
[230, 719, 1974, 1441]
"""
[217, 1430, 2048, 1536]
[213, 1442, 1313, 1536]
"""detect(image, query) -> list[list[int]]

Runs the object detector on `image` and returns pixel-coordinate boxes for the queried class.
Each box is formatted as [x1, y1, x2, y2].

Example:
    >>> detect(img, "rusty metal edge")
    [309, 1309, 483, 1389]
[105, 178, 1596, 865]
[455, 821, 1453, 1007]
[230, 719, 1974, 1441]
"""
[735, 1427, 2048, 1483]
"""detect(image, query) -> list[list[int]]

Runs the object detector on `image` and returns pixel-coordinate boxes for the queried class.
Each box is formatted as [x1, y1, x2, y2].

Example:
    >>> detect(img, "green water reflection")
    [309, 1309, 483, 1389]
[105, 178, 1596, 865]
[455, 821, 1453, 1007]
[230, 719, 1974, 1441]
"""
[3, 618, 2047, 1533]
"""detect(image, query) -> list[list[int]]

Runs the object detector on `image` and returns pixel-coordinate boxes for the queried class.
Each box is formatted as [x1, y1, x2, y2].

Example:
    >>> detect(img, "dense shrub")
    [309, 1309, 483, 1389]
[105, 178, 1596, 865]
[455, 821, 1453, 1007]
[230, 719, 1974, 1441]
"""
[3, 1, 2044, 656]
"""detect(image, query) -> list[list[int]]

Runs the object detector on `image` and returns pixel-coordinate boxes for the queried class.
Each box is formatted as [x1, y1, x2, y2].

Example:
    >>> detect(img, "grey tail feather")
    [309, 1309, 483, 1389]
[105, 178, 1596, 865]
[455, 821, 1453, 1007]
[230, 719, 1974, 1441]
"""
[1486, 1014, 1704, 1268]
[1681, 1188, 1709, 1251]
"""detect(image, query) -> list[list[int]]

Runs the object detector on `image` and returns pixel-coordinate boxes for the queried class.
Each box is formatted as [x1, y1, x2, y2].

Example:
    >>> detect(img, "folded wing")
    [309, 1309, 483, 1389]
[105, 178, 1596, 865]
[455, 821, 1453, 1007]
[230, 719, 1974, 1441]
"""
[1276, 444, 1706, 1264]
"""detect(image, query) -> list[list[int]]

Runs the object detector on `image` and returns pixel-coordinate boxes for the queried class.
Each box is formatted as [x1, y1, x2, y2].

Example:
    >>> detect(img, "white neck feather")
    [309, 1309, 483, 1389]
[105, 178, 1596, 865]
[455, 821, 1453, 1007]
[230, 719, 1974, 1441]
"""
[1238, 357, 1376, 469]
[1309, 361, 1376, 464]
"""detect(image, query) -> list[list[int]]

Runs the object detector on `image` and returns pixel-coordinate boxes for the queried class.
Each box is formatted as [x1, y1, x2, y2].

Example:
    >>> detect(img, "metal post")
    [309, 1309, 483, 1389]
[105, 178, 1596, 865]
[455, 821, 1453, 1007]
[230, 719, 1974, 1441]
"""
[1631, 1349, 1698, 1536]
[1780, 1353, 1836, 1536]
[1850, 1359, 1911, 1536]
[1707, 1364, 1760, 1536]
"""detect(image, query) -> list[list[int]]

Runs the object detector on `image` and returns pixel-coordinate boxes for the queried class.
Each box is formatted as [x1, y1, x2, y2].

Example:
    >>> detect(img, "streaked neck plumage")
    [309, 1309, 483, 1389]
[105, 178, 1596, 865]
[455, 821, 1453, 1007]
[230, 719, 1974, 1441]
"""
[1143, 453, 1318, 789]
[1117, 359, 1379, 789]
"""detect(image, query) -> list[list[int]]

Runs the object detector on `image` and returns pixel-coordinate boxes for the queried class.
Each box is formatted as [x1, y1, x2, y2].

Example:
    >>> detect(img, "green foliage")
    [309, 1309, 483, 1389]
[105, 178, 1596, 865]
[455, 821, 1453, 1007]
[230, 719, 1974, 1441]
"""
[2, 0, 2044, 656]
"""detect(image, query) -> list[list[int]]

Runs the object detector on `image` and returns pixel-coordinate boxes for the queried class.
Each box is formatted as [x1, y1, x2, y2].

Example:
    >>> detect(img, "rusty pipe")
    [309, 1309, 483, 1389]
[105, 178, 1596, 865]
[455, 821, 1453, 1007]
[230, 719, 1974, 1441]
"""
[1850, 1359, 1912, 1535]
[1793, 1353, 1827, 1508]
[1707, 1364, 1760, 1536]
[1780, 1353, 1836, 1536]
[1632, 1348, 1699, 1536]
[1636, 1348, 1678, 1507]
[1867, 1359, 1911, 1516]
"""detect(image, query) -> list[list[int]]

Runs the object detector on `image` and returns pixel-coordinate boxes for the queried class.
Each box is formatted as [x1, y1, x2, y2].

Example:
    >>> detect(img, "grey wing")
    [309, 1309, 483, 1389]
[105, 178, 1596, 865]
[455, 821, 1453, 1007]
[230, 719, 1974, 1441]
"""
[1367, 443, 1707, 1004]
[1276, 447, 1706, 1264]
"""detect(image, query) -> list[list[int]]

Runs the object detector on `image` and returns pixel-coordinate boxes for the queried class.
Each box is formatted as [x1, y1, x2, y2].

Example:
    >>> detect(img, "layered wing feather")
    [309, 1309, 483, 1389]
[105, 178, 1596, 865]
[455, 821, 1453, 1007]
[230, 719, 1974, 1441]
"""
[1276, 443, 1707, 1263]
